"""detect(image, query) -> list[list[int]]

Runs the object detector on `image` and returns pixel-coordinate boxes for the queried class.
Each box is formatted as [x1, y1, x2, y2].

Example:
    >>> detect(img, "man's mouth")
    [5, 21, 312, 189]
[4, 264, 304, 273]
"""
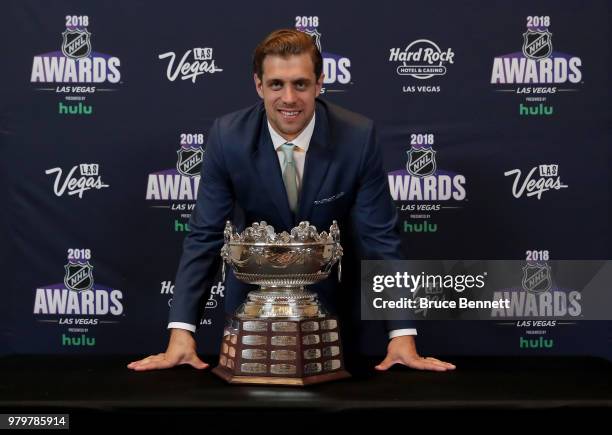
[278, 109, 301, 120]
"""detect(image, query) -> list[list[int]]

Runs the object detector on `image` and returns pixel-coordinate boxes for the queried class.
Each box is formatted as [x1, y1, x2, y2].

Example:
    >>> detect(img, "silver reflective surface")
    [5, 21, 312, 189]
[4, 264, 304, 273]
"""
[221, 221, 343, 319]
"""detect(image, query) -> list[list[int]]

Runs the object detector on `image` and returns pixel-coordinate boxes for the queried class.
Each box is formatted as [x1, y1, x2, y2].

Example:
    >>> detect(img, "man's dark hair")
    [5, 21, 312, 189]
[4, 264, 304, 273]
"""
[253, 29, 323, 80]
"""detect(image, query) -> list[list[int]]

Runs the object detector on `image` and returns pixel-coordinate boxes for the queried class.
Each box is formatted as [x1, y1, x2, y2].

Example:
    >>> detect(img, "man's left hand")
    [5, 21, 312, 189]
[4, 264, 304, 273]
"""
[375, 335, 456, 372]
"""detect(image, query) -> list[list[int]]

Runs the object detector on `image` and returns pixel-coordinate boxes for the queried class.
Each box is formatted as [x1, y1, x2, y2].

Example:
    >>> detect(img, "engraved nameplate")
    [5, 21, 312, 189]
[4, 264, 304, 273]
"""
[271, 350, 296, 361]
[322, 332, 338, 343]
[241, 363, 266, 374]
[272, 322, 297, 332]
[322, 346, 340, 357]
[242, 349, 267, 360]
[302, 334, 320, 345]
[243, 321, 267, 332]
[301, 321, 319, 332]
[320, 319, 337, 330]
[303, 349, 321, 360]
[323, 359, 341, 371]
[271, 336, 297, 346]
[304, 363, 322, 374]
[270, 364, 296, 375]
[242, 335, 267, 346]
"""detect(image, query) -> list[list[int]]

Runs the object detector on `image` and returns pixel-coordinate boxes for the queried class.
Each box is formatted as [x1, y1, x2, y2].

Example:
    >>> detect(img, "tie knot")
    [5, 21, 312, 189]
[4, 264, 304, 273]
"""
[281, 143, 295, 164]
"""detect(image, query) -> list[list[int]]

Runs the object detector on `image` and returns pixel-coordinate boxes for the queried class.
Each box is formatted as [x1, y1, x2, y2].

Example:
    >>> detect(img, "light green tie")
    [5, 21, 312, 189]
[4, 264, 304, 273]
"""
[280, 143, 298, 213]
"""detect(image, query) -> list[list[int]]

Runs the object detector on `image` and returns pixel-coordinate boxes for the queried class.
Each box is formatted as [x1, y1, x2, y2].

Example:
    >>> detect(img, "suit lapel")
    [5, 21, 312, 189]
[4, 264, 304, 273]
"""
[252, 113, 294, 230]
[297, 102, 332, 223]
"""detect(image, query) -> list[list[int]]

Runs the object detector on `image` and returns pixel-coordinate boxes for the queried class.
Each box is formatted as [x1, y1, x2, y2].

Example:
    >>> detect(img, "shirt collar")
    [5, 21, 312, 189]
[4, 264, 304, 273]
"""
[267, 112, 316, 152]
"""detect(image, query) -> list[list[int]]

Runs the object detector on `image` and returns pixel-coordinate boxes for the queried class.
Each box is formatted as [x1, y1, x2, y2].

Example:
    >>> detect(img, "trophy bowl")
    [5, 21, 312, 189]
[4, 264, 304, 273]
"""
[213, 220, 351, 386]
[221, 220, 342, 287]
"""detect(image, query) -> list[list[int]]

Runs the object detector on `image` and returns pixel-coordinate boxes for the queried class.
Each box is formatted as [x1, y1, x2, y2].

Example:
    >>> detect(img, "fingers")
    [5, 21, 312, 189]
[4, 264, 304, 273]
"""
[127, 353, 210, 371]
[424, 357, 456, 370]
[127, 354, 174, 371]
[374, 355, 396, 371]
[375, 355, 457, 372]
[127, 355, 153, 369]
[187, 355, 209, 370]
[407, 357, 456, 371]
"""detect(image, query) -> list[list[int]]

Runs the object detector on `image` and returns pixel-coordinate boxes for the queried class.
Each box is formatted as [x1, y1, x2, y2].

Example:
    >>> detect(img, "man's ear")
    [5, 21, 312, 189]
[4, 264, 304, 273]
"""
[254, 73, 264, 99]
[315, 73, 325, 97]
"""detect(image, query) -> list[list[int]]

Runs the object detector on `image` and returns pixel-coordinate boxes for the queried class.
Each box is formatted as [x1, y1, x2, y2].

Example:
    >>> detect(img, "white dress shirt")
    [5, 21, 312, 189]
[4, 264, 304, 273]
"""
[169, 112, 416, 339]
[268, 112, 314, 185]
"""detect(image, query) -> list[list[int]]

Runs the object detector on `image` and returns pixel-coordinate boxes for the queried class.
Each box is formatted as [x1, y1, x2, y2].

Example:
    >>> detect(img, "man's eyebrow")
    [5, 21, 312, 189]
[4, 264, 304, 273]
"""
[265, 78, 312, 85]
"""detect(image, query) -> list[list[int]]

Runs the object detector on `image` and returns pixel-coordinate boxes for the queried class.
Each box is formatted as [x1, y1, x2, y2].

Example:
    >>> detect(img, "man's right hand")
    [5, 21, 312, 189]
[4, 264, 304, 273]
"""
[127, 328, 209, 371]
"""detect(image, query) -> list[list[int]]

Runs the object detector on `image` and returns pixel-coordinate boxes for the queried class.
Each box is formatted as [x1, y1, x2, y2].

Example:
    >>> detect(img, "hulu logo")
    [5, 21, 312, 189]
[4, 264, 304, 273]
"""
[519, 336, 554, 349]
[174, 219, 191, 232]
[403, 220, 437, 233]
[58, 102, 93, 115]
[62, 333, 96, 347]
[519, 103, 553, 116]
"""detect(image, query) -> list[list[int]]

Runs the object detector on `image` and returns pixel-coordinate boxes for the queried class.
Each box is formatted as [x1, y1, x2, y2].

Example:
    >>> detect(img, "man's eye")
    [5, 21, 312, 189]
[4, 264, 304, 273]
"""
[270, 82, 282, 90]
[295, 83, 306, 90]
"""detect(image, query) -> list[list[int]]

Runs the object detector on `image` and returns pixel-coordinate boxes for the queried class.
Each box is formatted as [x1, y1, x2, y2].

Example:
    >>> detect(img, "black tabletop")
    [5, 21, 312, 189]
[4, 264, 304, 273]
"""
[0, 355, 610, 432]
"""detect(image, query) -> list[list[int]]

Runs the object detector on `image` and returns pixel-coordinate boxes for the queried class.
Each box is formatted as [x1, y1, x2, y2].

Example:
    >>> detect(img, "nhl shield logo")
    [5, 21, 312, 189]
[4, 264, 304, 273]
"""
[521, 263, 552, 293]
[61, 29, 92, 59]
[406, 146, 436, 177]
[300, 28, 322, 53]
[522, 30, 552, 60]
[64, 262, 94, 292]
[176, 147, 204, 177]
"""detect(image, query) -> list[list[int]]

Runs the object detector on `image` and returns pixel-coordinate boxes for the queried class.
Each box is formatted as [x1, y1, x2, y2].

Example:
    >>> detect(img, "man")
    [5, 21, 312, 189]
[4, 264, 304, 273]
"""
[128, 29, 455, 373]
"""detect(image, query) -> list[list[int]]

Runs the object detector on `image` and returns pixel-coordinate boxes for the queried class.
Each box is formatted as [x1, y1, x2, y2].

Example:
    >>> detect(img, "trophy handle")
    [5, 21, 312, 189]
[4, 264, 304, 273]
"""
[221, 220, 235, 282]
[220, 243, 230, 282]
[330, 221, 342, 283]
[223, 220, 234, 243]
[330, 220, 340, 243]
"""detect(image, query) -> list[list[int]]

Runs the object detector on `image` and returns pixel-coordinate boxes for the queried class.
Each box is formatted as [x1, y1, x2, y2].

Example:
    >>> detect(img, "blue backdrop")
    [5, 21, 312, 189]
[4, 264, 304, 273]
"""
[1, 0, 610, 359]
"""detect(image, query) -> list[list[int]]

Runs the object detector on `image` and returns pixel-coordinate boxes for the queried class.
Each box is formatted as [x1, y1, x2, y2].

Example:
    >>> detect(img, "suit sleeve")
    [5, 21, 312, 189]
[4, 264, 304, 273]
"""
[168, 119, 234, 328]
[351, 121, 416, 332]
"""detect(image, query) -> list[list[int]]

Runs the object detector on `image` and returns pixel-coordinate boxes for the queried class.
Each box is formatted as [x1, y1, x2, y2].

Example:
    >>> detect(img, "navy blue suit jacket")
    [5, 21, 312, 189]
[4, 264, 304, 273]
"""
[169, 98, 414, 335]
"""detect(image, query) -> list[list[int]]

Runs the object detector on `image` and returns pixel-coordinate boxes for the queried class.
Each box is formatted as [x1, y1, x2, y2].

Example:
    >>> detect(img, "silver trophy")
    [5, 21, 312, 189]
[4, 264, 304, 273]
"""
[212, 220, 351, 386]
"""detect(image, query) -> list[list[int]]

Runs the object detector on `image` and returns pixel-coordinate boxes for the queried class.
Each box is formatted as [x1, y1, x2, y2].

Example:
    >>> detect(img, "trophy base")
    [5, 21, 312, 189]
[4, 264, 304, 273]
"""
[213, 315, 351, 386]
[212, 367, 351, 386]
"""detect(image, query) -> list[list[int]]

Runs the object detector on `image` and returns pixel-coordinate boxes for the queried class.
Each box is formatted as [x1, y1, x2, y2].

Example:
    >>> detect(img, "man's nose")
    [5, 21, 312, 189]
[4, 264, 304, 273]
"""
[281, 86, 297, 104]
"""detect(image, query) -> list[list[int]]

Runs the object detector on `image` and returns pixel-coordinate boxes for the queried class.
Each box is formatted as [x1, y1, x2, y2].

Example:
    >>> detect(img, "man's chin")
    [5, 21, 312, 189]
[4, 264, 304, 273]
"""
[277, 123, 305, 138]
